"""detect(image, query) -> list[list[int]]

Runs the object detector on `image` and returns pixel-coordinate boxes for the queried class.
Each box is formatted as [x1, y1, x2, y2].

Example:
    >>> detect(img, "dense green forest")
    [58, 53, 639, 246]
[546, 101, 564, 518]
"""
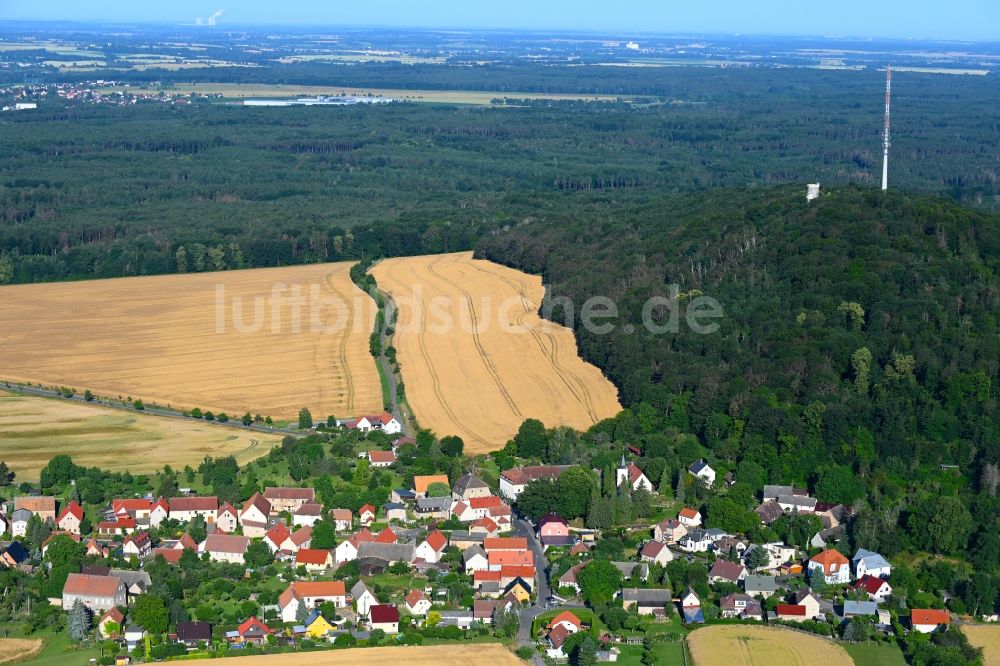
[478, 186, 999, 485]
[1, 66, 998, 283]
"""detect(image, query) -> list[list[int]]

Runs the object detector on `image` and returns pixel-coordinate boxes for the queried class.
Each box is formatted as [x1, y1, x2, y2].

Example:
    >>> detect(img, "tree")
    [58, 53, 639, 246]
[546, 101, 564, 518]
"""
[814, 465, 864, 505]
[369, 628, 386, 644]
[572, 636, 598, 666]
[296, 599, 309, 625]
[440, 435, 464, 457]
[707, 497, 757, 534]
[133, 399, 144, 410]
[516, 480, 561, 520]
[962, 572, 998, 617]
[586, 496, 614, 529]
[514, 418, 548, 458]
[245, 541, 274, 569]
[557, 467, 599, 519]
[850, 346, 873, 394]
[298, 407, 313, 429]
[426, 482, 451, 498]
[842, 615, 873, 642]
[631, 486, 653, 518]
[909, 496, 973, 555]
[0, 461, 15, 486]
[577, 558, 623, 606]
[658, 466, 672, 497]
[312, 520, 336, 547]
[45, 534, 83, 570]
[493, 607, 519, 638]
[132, 594, 169, 634]
[67, 599, 91, 641]
[745, 546, 770, 572]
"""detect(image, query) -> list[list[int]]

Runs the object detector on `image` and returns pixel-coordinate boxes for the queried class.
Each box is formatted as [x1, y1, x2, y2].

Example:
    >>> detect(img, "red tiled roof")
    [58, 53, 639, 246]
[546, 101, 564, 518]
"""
[810, 549, 849, 575]
[16, 496, 56, 513]
[290, 527, 312, 546]
[237, 617, 270, 635]
[777, 604, 807, 616]
[501, 465, 570, 486]
[217, 502, 238, 517]
[641, 541, 667, 557]
[242, 492, 271, 517]
[548, 611, 582, 630]
[548, 623, 571, 648]
[295, 549, 331, 565]
[484, 537, 527, 551]
[474, 570, 502, 583]
[423, 530, 447, 552]
[854, 575, 890, 595]
[413, 475, 449, 495]
[472, 517, 498, 532]
[359, 503, 376, 516]
[374, 527, 397, 544]
[152, 548, 183, 564]
[678, 507, 699, 520]
[265, 524, 291, 546]
[58, 501, 84, 523]
[370, 605, 399, 624]
[204, 533, 249, 554]
[470, 496, 506, 510]
[63, 573, 122, 598]
[500, 565, 536, 579]
[627, 463, 646, 484]
[911, 609, 950, 626]
[169, 496, 218, 512]
[330, 508, 353, 522]
[405, 589, 426, 607]
[264, 487, 315, 501]
[489, 550, 533, 568]
[101, 607, 125, 624]
[368, 450, 396, 464]
[113, 498, 150, 513]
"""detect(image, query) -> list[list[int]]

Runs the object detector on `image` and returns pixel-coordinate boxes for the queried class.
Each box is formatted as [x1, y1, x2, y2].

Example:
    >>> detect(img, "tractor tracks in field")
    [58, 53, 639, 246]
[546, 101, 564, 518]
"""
[464, 260, 600, 423]
[320, 270, 356, 415]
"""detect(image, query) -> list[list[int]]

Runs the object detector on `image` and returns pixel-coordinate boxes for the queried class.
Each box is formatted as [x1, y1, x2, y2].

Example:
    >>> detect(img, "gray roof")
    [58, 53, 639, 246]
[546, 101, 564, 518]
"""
[351, 580, 374, 599]
[777, 495, 816, 509]
[763, 485, 793, 499]
[415, 497, 451, 511]
[683, 529, 709, 542]
[688, 460, 711, 474]
[743, 575, 779, 593]
[439, 610, 473, 619]
[357, 541, 415, 563]
[621, 588, 671, 604]
[11, 508, 32, 521]
[463, 544, 487, 564]
[705, 528, 727, 539]
[109, 569, 152, 591]
[448, 531, 485, 544]
[611, 561, 649, 579]
[843, 600, 879, 616]
[755, 500, 784, 524]
[383, 502, 405, 511]
[453, 474, 488, 494]
[852, 548, 891, 570]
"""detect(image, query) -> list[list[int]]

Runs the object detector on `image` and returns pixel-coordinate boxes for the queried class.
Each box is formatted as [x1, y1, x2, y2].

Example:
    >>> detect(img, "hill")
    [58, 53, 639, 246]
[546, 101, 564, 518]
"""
[477, 186, 999, 484]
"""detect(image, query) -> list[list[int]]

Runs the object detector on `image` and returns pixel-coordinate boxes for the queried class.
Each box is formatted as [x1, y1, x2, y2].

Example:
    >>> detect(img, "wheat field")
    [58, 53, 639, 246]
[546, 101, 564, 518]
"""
[0, 394, 280, 479]
[963, 625, 1000, 665]
[215, 644, 523, 666]
[371, 252, 621, 452]
[687, 625, 854, 666]
[0, 639, 43, 665]
[0, 262, 381, 421]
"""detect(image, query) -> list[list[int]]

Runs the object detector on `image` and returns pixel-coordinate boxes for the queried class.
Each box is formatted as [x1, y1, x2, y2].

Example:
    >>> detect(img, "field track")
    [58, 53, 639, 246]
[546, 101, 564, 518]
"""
[0, 639, 43, 665]
[687, 625, 853, 666]
[206, 644, 522, 666]
[963, 625, 1000, 665]
[0, 394, 280, 479]
[371, 252, 621, 452]
[0, 262, 381, 421]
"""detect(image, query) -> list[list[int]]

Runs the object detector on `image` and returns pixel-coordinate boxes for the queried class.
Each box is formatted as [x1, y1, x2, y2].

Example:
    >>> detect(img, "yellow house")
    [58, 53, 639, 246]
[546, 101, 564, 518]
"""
[504, 577, 532, 604]
[305, 611, 335, 639]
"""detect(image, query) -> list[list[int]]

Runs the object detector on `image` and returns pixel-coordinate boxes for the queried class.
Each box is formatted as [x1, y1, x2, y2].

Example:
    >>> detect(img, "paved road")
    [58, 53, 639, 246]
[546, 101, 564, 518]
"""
[1, 382, 301, 437]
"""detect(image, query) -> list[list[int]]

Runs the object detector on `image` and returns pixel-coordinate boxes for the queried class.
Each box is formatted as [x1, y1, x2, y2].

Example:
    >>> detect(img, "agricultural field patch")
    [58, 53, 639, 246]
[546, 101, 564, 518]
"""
[0, 394, 280, 479]
[211, 644, 523, 666]
[687, 625, 854, 666]
[0, 639, 44, 665]
[371, 252, 621, 452]
[0, 262, 381, 422]
[963, 625, 1000, 665]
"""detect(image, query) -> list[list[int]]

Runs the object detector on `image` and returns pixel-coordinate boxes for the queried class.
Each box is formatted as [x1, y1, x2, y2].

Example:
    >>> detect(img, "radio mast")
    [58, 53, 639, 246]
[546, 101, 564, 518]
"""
[881, 65, 892, 191]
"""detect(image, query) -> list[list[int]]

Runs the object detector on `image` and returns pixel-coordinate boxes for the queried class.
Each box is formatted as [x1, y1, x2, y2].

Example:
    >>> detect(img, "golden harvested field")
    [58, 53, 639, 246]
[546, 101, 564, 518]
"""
[963, 625, 1000, 665]
[0, 639, 43, 665]
[215, 644, 523, 666]
[371, 252, 621, 452]
[0, 394, 280, 479]
[688, 626, 854, 666]
[0, 262, 381, 421]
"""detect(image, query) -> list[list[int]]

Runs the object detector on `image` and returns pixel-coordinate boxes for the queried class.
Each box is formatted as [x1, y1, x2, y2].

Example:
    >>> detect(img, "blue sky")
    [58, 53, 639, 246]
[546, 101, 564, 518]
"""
[2, 0, 998, 41]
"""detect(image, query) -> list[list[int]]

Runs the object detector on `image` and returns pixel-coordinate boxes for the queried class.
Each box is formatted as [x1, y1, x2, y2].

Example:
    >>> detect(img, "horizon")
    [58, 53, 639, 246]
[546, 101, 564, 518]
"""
[2, 0, 999, 42]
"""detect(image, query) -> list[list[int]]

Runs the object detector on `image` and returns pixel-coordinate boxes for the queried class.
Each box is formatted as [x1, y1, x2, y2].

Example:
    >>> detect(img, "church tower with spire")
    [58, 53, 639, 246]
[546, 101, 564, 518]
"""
[616, 450, 629, 488]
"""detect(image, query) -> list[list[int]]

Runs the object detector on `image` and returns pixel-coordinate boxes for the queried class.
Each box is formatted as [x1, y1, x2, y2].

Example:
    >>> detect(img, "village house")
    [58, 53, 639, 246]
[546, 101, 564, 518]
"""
[621, 588, 672, 617]
[415, 496, 451, 519]
[366, 449, 397, 468]
[390, 488, 416, 503]
[404, 589, 431, 616]
[449, 530, 485, 550]
[122, 532, 151, 558]
[169, 496, 218, 524]
[471, 517, 499, 535]
[687, 459, 716, 487]
[56, 501, 84, 535]
[854, 574, 893, 602]
[852, 548, 892, 579]
[640, 540, 674, 566]
[295, 548, 333, 572]
[499, 465, 571, 500]
[843, 600, 879, 620]
[808, 549, 851, 585]
[263, 487, 315, 514]
[538, 513, 572, 547]
[1, 541, 29, 568]
[911, 609, 951, 633]
[240, 493, 271, 537]
[234, 617, 271, 646]
[357, 541, 415, 568]
[777, 495, 818, 514]
[15, 496, 56, 524]
[815, 503, 850, 529]
[334, 530, 374, 564]
[709, 559, 747, 585]
[383, 502, 408, 523]
[62, 573, 127, 611]
[149, 498, 169, 527]
[10, 509, 31, 537]
[678, 528, 712, 553]
[215, 503, 239, 533]
[762, 485, 808, 502]
[342, 412, 402, 435]
[358, 503, 376, 527]
[369, 604, 400, 633]
[452, 473, 491, 501]
[414, 530, 448, 563]
[793, 589, 822, 618]
[681, 588, 704, 624]
[413, 474, 450, 499]
[776, 604, 808, 622]
[279, 581, 347, 622]
[303, 611, 335, 640]
[374, 527, 398, 544]
[653, 518, 687, 543]
[545, 611, 582, 658]
[124, 626, 146, 652]
[330, 508, 353, 531]
[611, 561, 649, 582]
[754, 500, 784, 526]
[473, 598, 498, 624]
[743, 542, 795, 571]
[293, 502, 323, 527]
[108, 569, 152, 597]
[463, 544, 489, 573]
[351, 581, 380, 617]
[677, 507, 702, 528]
[202, 533, 249, 564]
[264, 524, 293, 553]
[719, 593, 762, 620]
[98, 608, 125, 638]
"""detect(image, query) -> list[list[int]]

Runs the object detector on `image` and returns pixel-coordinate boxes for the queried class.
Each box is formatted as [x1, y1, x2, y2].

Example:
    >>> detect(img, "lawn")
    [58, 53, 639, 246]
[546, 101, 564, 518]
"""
[15, 632, 99, 666]
[843, 641, 908, 666]
[616, 640, 685, 666]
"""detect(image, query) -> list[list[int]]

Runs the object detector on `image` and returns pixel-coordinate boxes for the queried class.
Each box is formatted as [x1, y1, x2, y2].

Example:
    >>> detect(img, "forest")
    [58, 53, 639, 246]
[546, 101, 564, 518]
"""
[0, 65, 998, 283]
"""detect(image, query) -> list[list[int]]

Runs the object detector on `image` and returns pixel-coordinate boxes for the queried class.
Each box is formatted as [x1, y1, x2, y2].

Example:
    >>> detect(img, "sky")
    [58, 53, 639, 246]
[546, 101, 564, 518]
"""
[2, 0, 998, 42]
